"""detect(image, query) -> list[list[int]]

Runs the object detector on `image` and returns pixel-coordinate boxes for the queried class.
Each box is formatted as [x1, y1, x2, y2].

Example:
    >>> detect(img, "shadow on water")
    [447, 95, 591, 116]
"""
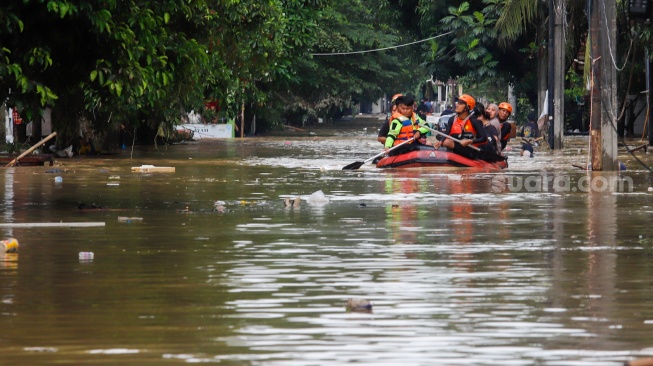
[1, 134, 653, 365]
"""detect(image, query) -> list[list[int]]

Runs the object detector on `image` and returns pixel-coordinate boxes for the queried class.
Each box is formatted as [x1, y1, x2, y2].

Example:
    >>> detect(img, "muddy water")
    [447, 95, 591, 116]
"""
[2, 132, 653, 365]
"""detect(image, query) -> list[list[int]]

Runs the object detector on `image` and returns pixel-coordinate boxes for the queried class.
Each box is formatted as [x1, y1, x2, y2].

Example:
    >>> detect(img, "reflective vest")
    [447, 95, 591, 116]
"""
[392, 116, 416, 146]
[450, 116, 491, 148]
[450, 117, 476, 140]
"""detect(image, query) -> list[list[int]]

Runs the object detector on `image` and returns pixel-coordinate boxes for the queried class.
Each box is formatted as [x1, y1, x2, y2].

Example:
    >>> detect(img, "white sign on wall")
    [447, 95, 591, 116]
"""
[178, 123, 234, 139]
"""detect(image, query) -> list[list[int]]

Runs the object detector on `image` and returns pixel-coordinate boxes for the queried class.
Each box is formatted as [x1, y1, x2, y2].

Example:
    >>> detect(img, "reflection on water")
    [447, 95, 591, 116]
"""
[1, 136, 653, 365]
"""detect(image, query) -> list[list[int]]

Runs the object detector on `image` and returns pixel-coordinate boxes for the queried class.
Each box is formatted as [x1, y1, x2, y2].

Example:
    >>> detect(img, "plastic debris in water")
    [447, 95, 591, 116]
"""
[118, 217, 143, 223]
[346, 298, 372, 313]
[1, 238, 19, 253]
[307, 190, 329, 205]
[214, 200, 227, 212]
[79, 252, 94, 261]
[283, 197, 301, 208]
[54, 176, 63, 183]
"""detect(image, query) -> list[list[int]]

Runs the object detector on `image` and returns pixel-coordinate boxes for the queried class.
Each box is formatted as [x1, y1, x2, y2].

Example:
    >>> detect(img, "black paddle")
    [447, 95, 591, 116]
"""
[419, 120, 507, 163]
[342, 137, 416, 170]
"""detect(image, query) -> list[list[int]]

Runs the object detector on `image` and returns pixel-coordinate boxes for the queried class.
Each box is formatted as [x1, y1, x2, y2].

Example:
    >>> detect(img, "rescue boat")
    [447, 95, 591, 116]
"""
[376, 144, 507, 169]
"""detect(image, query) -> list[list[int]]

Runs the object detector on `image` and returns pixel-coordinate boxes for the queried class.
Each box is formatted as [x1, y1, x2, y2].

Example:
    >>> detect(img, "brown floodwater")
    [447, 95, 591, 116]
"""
[2, 130, 653, 365]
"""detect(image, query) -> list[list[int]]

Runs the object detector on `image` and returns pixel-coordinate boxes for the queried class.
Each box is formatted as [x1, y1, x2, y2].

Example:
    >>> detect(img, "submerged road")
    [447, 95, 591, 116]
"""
[1, 128, 653, 365]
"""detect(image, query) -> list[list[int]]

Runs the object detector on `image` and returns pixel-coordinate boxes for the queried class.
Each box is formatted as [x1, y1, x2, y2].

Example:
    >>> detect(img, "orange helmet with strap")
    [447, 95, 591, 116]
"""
[498, 102, 513, 114]
[458, 94, 476, 111]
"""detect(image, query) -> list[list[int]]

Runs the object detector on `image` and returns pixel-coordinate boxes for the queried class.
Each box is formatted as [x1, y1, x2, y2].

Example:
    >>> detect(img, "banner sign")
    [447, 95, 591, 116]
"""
[178, 123, 234, 139]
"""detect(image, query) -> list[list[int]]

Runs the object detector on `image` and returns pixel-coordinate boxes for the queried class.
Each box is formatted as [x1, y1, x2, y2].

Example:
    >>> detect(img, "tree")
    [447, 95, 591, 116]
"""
[259, 0, 425, 125]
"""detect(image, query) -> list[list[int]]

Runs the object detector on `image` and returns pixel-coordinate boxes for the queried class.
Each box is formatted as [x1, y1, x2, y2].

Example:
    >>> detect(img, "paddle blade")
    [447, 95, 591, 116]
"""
[342, 161, 365, 170]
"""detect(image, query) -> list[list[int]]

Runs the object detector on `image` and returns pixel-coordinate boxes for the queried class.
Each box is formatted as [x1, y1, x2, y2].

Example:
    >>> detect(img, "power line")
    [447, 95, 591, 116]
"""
[310, 31, 453, 56]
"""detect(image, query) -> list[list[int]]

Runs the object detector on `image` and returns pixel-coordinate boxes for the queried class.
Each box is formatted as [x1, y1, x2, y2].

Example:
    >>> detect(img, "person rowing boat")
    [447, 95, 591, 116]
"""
[432, 94, 491, 160]
[383, 95, 429, 155]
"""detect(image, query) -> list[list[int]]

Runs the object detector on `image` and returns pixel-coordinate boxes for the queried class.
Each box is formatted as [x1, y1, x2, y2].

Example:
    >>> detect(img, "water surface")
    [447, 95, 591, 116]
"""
[2, 132, 653, 365]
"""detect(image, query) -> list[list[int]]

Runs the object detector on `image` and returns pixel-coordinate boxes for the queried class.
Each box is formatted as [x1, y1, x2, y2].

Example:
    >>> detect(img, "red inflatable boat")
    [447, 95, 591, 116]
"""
[376, 146, 508, 169]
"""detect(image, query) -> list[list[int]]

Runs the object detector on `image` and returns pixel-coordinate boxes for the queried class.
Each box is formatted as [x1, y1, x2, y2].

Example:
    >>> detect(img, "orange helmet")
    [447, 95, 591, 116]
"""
[457, 94, 475, 110]
[391, 94, 403, 104]
[498, 102, 513, 114]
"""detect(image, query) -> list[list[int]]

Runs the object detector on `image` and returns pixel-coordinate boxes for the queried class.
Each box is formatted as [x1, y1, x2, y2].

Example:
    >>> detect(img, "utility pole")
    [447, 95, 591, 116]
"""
[589, 0, 618, 170]
[648, 52, 653, 146]
[553, 0, 565, 149]
[547, 0, 565, 150]
[547, 0, 555, 149]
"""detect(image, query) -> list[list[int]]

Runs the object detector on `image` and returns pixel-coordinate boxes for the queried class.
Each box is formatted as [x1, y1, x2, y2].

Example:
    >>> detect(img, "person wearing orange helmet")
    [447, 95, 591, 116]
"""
[497, 102, 513, 150]
[378, 94, 403, 145]
[433, 94, 489, 159]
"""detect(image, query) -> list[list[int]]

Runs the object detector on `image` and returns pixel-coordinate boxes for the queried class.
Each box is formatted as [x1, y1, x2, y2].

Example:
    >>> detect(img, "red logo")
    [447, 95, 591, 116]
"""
[12, 110, 22, 125]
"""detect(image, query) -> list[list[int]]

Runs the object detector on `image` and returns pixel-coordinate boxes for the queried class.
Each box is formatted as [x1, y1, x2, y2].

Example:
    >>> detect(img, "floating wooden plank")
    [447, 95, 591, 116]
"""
[118, 216, 143, 222]
[572, 164, 589, 170]
[0, 222, 105, 228]
[282, 125, 308, 132]
[626, 143, 648, 153]
[131, 165, 175, 173]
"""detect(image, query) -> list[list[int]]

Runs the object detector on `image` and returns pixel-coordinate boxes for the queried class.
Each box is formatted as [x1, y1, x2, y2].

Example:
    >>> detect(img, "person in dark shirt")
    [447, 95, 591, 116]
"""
[497, 102, 513, 151]
[433, 94, 488, 160]
[520, 111, 539, 139]
[378, 94, 402, 145]
[417, 98, 431, 121]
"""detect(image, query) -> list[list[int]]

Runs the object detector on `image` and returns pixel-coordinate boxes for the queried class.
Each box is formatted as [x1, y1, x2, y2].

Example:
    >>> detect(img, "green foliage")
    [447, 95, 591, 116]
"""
[420, 0, 510, 83]
[0, 0, 645, 140]
[259, 0, 419, 125]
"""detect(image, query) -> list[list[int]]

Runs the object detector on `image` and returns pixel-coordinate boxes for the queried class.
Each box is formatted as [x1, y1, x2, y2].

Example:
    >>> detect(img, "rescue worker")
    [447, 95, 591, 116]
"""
[433, 94, 488, 160]
[498, 102, 513, 151]
[378, 94, 403, 145]
[384, 95, 429, 152]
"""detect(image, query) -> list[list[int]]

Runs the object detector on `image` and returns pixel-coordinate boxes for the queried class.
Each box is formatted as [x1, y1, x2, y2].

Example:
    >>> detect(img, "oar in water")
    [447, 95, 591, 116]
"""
[342, 137, 416, 170]
[419, 121, 507, 163]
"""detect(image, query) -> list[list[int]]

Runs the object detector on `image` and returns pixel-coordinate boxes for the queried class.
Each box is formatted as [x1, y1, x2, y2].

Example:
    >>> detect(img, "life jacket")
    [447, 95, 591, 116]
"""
[411, 114, 428, 144]
[392, 115, 416, 146]
[449, 116, 476, 140]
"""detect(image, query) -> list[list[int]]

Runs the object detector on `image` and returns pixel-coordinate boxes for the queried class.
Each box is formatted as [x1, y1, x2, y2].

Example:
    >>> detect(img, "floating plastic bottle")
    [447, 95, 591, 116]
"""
[54, 176, 63, 183]
[1, 238, 19, 253]
[78, 252, 94, 261]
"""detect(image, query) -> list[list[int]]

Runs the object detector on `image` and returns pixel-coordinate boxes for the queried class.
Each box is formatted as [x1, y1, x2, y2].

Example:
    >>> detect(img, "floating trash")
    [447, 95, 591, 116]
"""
[307, 190, 329, 205]
[79, 252, 94, 261]
[284, 197, 301, 208]
[118, 217, 143, 223]
[346, 298, 372, 313]
[1, 238, 19, 253]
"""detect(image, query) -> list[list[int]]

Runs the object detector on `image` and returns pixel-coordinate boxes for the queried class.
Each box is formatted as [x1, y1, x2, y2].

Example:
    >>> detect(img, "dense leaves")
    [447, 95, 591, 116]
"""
[0, 0, 649, 139]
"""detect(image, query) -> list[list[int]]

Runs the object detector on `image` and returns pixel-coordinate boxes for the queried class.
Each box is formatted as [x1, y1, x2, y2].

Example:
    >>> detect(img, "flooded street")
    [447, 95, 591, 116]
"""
[2, 128, 653, 365]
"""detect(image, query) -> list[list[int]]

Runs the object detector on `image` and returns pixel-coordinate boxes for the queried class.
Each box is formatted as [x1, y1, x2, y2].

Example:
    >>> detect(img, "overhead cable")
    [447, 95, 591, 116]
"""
[311, 31, 453, 56]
